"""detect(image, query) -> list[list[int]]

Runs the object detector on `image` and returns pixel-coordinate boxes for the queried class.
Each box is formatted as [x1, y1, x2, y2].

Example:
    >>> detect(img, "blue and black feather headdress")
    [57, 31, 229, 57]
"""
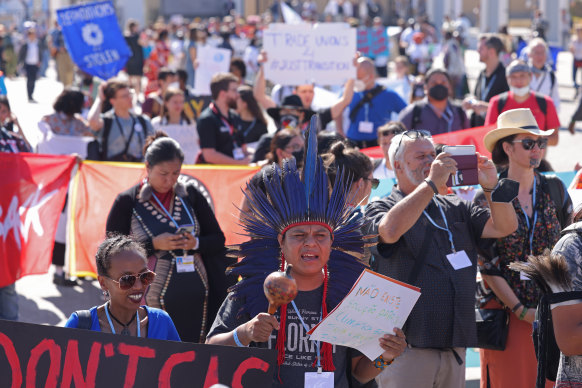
[227, 115, 370, 371]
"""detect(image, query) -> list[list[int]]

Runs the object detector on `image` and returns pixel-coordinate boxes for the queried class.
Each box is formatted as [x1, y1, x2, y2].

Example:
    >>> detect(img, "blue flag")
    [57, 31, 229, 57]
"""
[57, 1, 130, 80]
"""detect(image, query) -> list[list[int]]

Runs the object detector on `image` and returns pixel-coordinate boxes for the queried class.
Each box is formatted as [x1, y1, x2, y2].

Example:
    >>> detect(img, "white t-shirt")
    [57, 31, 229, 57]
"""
[373, 158, 396, 180]
[152, 117, 200, 165]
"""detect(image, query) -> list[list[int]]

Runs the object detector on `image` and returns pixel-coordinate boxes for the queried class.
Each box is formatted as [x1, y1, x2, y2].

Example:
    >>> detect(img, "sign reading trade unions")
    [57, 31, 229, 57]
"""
[0, 319, 276, 387]
[57, 1, 131, 80]
[263, 23, 356, 86]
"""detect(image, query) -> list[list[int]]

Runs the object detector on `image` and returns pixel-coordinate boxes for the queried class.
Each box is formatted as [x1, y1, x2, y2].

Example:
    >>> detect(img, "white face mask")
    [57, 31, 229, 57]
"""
[510, 85, 530, 97]
[354, 79, 367, 92]
[167, 82, 180, 90]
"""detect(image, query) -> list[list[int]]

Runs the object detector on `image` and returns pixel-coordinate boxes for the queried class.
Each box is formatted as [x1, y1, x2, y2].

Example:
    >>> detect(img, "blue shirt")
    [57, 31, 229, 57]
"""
[65, 305, 181, 341]
[346, 84, 407, 141]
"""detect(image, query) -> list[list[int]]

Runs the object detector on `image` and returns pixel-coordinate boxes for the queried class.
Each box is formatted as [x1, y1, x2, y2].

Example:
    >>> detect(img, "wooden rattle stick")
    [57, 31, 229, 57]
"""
[264, 265, 298, 315]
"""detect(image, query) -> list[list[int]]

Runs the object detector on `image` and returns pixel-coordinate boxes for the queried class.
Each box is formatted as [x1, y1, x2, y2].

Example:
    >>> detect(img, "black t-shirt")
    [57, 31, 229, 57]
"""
[208, 286, 352, 388]
[197, 105, 240, 163]
[472, 62, 509, 127]
[235, 119, 268, 144]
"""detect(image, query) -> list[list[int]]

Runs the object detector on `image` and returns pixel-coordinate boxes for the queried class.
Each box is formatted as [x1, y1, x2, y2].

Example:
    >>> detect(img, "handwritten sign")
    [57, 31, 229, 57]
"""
[308, 269, 420, 361]
[193, 46, 232, 96]
[263, 23, 356, 85]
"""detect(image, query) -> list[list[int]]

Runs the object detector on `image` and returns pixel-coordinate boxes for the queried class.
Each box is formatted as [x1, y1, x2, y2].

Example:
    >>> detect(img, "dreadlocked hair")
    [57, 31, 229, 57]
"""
[96, 233, 147, 277]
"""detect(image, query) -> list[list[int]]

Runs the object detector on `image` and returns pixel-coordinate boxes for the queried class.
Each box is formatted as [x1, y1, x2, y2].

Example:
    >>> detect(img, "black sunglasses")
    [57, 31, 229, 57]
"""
[364, 177, 380, 189]
[512, 138, 548, 150]
[105, 271, 156, 290]
[395, 130, 432, 155]
[379, 129, 405, 138]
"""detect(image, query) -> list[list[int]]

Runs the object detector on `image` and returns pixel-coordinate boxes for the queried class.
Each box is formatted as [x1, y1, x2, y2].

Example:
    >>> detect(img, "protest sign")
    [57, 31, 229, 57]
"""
[193, 46, 232, 95]
[357, 27, 389, 59]
[0, 319, 275, 387]
[263, 23, 356, 85]
[68, 162, 258, 277]
[0, 154, 75, 288]
[309, 269, 421, 361]
[57, 1, 130, 80]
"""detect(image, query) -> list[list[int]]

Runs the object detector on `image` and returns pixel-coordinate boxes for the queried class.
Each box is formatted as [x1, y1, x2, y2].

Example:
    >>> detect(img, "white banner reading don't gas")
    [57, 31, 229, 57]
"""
[263, 23, 356, 86]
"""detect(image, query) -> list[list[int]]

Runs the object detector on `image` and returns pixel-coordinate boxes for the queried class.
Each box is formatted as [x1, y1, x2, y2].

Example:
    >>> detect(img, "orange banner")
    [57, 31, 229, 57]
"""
[68, 162, 259, 277]
[361, 125, 495, 159]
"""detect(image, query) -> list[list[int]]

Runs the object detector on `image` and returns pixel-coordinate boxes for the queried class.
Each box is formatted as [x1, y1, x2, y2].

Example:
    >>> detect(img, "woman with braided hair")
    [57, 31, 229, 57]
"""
[65, 235, 180, 340]
[207, 116, 407, 387]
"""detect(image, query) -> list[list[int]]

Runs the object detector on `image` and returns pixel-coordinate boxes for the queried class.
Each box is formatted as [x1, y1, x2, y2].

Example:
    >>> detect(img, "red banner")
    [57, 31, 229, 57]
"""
[68, 162, 259, 277]
[361, 125, 495, 159]
[0, 153, 76, 287]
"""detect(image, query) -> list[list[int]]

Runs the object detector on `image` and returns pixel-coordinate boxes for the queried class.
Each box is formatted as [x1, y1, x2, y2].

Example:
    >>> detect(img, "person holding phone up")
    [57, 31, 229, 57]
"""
[365, 129, 518, 388]
[106, 133, 231, 343]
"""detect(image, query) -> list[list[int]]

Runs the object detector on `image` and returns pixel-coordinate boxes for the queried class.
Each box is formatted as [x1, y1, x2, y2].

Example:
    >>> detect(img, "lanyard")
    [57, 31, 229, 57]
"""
[520, 175, 538, 255]
[534, 72, 547, 92]
[291, 300, 322, 372]
[423, 200, 456, 253]
[242, 119, 256, 138]
[105, 305, 140, 337]
[151, 192, 195, 228]
[210, 102, 234, 135]
[480, 73, 496, 101]
[364, 103, 369, 122]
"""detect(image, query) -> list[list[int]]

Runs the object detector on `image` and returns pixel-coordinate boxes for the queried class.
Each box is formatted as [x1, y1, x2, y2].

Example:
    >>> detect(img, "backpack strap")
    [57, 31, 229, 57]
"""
[349, 84, 385, 122]
[410, 102, 425, 130]
[540, 174, 567, 228]
[497, 92, 508, 114]
[100, 116, 113, 160]
[534, 93, 547, 115]
[75, 309, 93, 330]
[549, 71, 556, 90]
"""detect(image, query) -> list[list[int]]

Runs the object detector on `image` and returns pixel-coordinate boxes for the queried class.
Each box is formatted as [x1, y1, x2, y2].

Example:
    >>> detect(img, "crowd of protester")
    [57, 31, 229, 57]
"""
[2, 3, 582, 388]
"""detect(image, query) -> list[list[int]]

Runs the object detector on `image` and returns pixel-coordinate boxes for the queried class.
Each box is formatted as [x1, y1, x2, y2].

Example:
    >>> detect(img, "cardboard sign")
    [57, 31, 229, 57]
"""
[263, 23, 356, 85]
[309, 269, 421, 361]
[0, 319, 276, 387]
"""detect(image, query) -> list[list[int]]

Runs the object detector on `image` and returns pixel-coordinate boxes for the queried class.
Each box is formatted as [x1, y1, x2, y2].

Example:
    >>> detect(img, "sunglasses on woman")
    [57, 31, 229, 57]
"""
[512, 138, 548, 150]
[364, 177, 380, 189]
[105, 271, 156, 290]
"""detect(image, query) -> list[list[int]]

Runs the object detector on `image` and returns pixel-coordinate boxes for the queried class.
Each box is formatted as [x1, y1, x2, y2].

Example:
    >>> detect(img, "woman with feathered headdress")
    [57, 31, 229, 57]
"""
[206, 116, 407, 387]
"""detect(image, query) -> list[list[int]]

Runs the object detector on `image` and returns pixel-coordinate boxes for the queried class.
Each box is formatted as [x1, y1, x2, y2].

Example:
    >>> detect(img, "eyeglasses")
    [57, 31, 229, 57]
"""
[395, 130, 432, 155]
[512, 138, 548, 150]
[379, 129, 404, 138]
[364, 177, 380, 189]
[105, 271, 156, 290]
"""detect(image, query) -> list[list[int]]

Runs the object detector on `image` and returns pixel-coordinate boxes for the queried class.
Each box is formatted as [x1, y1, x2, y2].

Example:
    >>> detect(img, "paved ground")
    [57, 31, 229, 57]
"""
[4, 47, 581, 386]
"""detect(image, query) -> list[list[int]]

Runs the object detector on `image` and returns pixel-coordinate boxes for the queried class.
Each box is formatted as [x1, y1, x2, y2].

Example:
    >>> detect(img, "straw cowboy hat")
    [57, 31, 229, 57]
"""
[483, 108, 554, 152]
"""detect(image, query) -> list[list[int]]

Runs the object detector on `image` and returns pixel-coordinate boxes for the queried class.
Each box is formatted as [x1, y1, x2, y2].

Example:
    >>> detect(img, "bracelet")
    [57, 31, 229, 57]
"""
[233, 328, 247, 347]
[519, 307, 529, 320]
[511, 302, 523, 313]
[373, 355, 394, 370]
[423, 178, 439, 195]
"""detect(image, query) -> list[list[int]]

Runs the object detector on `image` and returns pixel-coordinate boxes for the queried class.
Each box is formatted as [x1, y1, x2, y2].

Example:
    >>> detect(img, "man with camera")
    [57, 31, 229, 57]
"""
[365, 130, 517, 388]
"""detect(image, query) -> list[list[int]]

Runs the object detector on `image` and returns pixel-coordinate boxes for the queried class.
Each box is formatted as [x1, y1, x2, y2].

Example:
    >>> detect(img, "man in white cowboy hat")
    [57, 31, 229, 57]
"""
[484, 60, 560, 148]
[366, 126, 518, 388]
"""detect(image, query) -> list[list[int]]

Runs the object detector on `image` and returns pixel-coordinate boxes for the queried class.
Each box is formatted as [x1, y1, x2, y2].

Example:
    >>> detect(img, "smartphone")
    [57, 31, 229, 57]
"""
[442, 145, 476, 156]
[442, 145, 478, 187]
[176, 224, 195, 235]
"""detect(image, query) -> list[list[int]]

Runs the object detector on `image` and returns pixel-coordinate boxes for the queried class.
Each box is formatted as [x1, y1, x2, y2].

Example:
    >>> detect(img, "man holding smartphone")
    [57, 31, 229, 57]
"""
[365, 130, 518, 388]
